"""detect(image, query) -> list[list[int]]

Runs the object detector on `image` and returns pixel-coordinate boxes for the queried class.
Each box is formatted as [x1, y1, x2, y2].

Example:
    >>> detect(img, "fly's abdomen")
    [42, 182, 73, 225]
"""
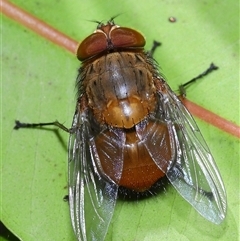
[83, 52, 157, 128]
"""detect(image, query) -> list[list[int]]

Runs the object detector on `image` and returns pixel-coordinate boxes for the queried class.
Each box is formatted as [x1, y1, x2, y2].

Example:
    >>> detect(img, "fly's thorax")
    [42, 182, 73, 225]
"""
[82, 51, 157, 128]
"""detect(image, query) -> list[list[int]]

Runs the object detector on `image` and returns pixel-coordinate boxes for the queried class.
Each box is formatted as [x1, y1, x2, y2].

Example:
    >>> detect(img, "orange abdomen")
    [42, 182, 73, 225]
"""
[95, 121, 172, 192]
[119, 129, 166, 192]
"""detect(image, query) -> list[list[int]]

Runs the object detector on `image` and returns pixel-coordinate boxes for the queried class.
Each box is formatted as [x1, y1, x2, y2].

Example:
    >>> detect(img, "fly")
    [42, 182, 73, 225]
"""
[14, 19, 227, 241]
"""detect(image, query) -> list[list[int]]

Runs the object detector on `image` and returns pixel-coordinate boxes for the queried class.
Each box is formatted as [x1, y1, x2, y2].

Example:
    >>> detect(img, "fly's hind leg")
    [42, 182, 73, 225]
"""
[167, 161, 214, 201]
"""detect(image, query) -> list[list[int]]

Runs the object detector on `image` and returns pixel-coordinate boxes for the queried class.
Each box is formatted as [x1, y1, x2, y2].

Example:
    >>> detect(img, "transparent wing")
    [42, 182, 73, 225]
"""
[145, 79, 227, 224]
[68, 110, 122, 241]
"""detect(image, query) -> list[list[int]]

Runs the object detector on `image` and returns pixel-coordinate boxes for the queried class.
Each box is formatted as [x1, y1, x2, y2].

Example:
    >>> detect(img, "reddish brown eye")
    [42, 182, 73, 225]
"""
[77, 32, 107, 61]
[111, 27, 146, 48]
[76, 25, 146, 61]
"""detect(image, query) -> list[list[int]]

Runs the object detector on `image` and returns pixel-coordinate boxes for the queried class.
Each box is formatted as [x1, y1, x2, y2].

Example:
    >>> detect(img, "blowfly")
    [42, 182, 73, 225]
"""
[15, 19, 227, 241]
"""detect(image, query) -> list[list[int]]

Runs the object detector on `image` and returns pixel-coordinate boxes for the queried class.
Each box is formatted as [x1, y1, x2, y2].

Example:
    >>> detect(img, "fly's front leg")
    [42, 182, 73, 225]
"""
[148, 40, 161, 57]
[148, 39, 218, 97]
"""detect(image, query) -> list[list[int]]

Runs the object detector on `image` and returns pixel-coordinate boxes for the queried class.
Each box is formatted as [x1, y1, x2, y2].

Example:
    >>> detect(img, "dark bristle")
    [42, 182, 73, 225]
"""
[118, 176, 169, 201]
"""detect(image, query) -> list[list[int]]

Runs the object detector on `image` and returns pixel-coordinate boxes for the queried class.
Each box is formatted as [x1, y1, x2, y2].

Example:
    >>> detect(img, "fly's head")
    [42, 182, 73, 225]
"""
[76, 19, 146, 61]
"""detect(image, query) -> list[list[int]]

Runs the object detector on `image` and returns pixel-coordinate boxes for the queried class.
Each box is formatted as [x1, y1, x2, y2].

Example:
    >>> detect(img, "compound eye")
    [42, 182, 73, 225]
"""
[76, 26, 146, 61]
[111, 27, 145, 48]
[76, 32, 107, 61]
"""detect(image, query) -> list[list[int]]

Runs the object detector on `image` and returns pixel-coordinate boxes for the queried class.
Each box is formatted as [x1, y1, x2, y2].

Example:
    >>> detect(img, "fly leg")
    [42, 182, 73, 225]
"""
[167, 160, 214, 201]
[14, 120, 70, 133]
[179, 63, 218, 97]
[148, 40, 161, 57]
[149, 42, 218, 97]
[14, 95, 87, 133]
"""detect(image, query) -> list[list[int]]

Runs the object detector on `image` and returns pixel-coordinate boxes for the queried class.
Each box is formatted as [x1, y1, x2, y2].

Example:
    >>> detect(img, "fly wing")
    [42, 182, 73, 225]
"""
[68, 110, 122, 241]
[145, 79, 227, 224]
